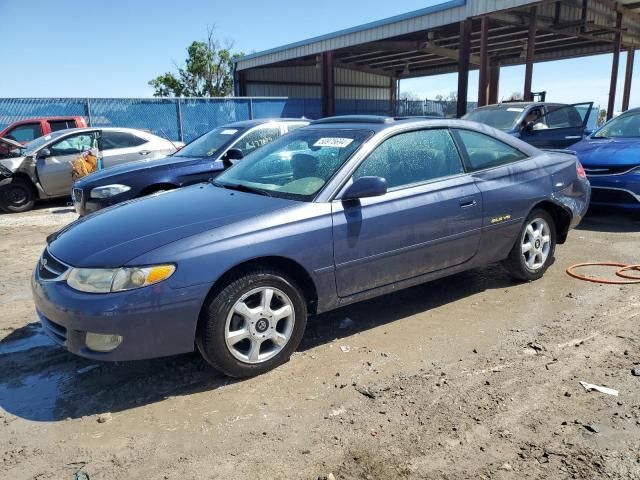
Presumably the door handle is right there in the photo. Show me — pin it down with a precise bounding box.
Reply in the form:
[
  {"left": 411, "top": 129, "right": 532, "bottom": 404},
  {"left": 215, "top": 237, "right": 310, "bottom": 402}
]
[
  {"left": 564, "top": 135, "right": 582, "bottom": 140},
  {"left": 459, "top": 199, "right": 477, "bottom": 208},
  {"left": 139, "top": 150, "right": 151, "bottom": 155}
]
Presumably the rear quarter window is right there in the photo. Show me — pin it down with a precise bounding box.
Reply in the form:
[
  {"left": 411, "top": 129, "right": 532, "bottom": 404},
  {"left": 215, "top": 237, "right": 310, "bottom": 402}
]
[
  {"left": 453, "top": 129, "right": 527, "bottom": 171},
  {"left": 101, "top": 131, "right": 147, "bottom": 150}
]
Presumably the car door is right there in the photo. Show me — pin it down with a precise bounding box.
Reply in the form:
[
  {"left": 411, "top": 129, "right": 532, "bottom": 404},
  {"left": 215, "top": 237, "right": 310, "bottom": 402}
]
[
  {"left": 37, "top": 132, "right": 98, "bottom": 196},
  {"left": 332, "top": 128, "right": 483, "bottom": 298},
  {"left": 100, "top": 130, "right": 151, "bottom": 168},
  {"left": 522, "top": 103, "right": 593, "bottom": 149},
  {"left": 451, "top": 128, "right": 540, "bottom": 264}
]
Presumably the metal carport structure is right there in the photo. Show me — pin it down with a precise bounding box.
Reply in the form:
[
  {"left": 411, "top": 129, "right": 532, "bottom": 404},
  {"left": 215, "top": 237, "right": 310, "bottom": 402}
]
[{"left": 234, "top": 0, "right": 640, "bottom": 119}]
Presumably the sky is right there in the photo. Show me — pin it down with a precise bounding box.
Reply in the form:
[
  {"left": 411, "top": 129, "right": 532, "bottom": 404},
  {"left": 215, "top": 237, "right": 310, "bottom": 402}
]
[{"left": 0, "top": 0, "right": 637, "bottom": 111}]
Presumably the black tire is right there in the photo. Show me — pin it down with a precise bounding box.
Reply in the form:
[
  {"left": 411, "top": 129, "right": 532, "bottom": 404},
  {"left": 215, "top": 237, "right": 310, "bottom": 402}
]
[
  {"left": 502, "top": 209, "right": 557, "bottom": 281},
  {"left": 196, "top": 269, "right": 307, "bottom": 378},
  {"left": 0, "top": 178, "right": 37, "bottom": 213}
]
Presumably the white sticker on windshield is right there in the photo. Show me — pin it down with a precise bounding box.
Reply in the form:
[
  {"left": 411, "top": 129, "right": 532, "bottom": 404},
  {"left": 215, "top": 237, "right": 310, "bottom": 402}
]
[
  {"left": 507, "top": 108, "right": 524, "bottom": 112},
  {"left": 221, "top": 129, "right": 238, "bottom": 135},
  {"left": 313, "top": 138, "right": 354, "bottom": 148}
]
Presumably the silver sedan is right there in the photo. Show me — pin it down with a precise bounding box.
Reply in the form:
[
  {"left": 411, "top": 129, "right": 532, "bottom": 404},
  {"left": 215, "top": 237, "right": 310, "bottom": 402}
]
[{"left": 0, "top": 127, "right": 182, "bottom": 212}]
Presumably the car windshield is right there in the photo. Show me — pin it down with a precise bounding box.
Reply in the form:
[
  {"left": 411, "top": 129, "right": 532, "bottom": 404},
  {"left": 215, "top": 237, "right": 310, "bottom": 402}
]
[
  {"left": 592, "top": 111, "right": 640, "bottom": 138},
  {"left": 22, "top": 131, "right": 69, "bottom": 155},
  {"left": 214, "top": 128, "right": 372, "bottom": 201},
  {"left": 463, "top": 106, "right": 524, "bottom": 131},
  {"left": 174, "top": 126, "right": 247, "bottom": 158}
]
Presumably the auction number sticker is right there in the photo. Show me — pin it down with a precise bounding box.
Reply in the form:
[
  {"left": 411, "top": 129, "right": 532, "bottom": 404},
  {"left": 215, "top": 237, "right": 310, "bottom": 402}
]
[
  {"left": 221, "top": 129, "right": 239, "bottom": 135},
  {"left": 507, "top": 108, "right": 524, "bottom": 112},
  {"left": 313, "top": 138, "right": 354, "bottom": 148}
]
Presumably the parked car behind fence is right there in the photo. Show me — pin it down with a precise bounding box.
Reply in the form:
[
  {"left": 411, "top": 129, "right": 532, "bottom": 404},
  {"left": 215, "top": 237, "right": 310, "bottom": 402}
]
[
  {"left": 0, "top": 116, "right": 88, "bottom": 144},
  {"left": 0, "top": 127, "right": 181, "bottom": 212}
]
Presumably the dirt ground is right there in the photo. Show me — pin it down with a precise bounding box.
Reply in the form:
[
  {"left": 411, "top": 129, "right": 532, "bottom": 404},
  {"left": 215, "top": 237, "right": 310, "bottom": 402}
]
[{"left": 1, "top": 200, "right": 639, "bottom": 480}]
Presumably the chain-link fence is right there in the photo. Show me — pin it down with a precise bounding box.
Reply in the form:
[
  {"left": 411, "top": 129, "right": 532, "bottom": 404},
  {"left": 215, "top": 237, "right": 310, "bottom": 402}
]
[{"left": 0, "top": 98, "right": 477, "bottom": 142}]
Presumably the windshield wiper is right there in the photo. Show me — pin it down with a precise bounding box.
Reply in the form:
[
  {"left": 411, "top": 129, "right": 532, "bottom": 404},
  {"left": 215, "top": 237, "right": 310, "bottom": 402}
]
[{"left": 211, "top": 180, "right": 273, "bottom": 197}]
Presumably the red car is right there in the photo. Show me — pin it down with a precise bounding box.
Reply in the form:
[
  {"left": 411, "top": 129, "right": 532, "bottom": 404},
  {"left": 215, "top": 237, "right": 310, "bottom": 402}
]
[{"left": 0, "top": 116, "right": 88, "bottom": 144}]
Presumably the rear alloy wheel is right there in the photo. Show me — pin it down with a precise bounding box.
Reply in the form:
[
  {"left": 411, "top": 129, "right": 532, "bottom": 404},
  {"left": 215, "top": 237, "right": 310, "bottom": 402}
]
[
  {"left": 197, "top": 269, "right": 307, "bottom": 378},
  {"left": 503, "top": 209, "right": 556, "bottom": 281},
  {"left": 0, "top": 178, "right": 36, "bottom": 213}
]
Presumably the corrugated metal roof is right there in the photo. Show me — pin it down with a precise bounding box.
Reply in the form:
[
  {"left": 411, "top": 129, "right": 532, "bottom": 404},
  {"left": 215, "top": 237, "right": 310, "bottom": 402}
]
[{"left": 235, "top": 0, "right": 541, "bottom": 70}]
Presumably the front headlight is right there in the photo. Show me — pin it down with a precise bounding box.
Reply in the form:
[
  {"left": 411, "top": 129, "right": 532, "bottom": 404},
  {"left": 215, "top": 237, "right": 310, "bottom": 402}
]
[
  {"left": 90, "top": 184, "right": 131, "bottom": 199},
  {"left": 67, "top": 264, "right": 175, "bottom": 293}
]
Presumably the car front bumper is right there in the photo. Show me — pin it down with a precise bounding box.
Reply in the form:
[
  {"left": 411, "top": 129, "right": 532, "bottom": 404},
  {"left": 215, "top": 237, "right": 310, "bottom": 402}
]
[
  {"left": 31, "top": 266, "right": 211, "bottom": 361},
  {"left": 588, "top": 173, "right": 640, "bottom": 209}
]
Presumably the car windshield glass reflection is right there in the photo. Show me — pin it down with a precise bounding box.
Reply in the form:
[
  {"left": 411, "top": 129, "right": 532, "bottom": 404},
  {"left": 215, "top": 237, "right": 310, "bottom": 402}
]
[
  {"left": 463, "top": 107, "right": 523, "bottom": 130},
  {"left": 215, "top": 128, "right": 372, "bottom": 201},
  {"left": 593, "top": 111, "right": 640, "bottom": 138},
  {"left": 174, "top": 127, "right": 246, "bottom": 158},
  {"left": 22, "top": 131, "right": 68, "bottom": 156}
]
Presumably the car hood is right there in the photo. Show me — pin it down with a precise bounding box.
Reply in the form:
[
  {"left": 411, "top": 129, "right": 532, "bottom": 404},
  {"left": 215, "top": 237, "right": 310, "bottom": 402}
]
[
  {"left": 75, "top": 155, "right": 211, "bottom": 186},
  {"left": 0, "top": 136, "right": 23, "bottom": 149},
  {"left": 48, "top": 183, "right": 297, "bottom": 267},
  {"left": 570, "top": 137, "right": 640, "bottom": 167},
  {"left": 0, "top": 155, "right": 27, "bottom": 173}
]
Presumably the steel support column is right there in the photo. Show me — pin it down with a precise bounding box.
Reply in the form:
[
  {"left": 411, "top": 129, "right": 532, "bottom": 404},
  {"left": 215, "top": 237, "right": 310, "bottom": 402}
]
[
  {"left": 607, "top": 12, "right": 623, "bottom": 120},
  {"left": 237, "top": 71, "right": 248, "bottom": 97},
  {"left": 524, "top": 7, "right": 537, "bottom": 101},
  {"left": 622, "top": 48, "right": 636, "bottom": 112},
  {"left": 457, "top": 19, "right": 472, "bottom": 117},
  {"left": 321, "top": 52, "right": 335, "bottom": 117},
  {"left": 390, "top": 76, "right": 398, "bottom": 115},
  {"left": 488, "top": 60, "right": 501, "bottom": 105},
  {"left": 478, "top": 16, "right": 490, "bottom": 107}
]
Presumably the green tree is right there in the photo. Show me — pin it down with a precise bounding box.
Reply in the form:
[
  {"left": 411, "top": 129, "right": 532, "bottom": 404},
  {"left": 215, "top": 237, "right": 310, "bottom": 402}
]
[{"left": 149, "top": 28, "right": 243, "bottom": 97}]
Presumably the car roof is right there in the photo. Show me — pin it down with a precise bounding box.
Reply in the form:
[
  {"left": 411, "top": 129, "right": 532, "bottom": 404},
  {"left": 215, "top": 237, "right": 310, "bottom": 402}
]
[
  {"left": 474, "top": 102, "right": 567, "bottom": 110},
  {"left": 306, "top": 115, "right": 461, "bottom": 132},
  {"left": 223, "top": 118, "right": 310, "bottom": 128}
]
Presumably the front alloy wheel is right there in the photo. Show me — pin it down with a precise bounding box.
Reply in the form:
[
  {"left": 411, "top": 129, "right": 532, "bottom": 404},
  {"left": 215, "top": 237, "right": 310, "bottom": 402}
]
[
  {"left": 197, "top": 269, "right": 307, "bottom": 378},
  {"left": 225, "top": 287, "right": 295, "bottom": 364}
]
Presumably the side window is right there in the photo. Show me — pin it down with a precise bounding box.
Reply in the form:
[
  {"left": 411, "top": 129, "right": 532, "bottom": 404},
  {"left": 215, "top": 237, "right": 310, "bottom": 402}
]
[
  {"left": 101, "top": 131, "right": 147, "bottom": 150},
  {"left": 235, "top": 127, "right": 281, "bottom": 156},
  {"left": 353, "top": 129, "right": 464, "bottom": 189},
  {"left": 545, "top": 106, "right": 583, "bottom": 129},
  {"left": 455, "top": 129, "right": 527, "bottom": 171},
  {"left": 49, "top": 120, "right": 75, "bottom": 132},
  {"left": 5, "top": 123, "right": 43, "bottom": 142},
  {"left": 49, "top": 134, "right": 95, "bottom": 156}
]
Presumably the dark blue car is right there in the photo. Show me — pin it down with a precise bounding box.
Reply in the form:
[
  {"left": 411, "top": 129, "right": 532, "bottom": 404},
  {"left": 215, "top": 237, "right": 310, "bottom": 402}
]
[
  {"left": 32, "top": 116, "right": 590, "bottom": 378},
  {"left": 464, "top": 102, "right": 594, "bottom": 149},
  {"left": 71, "top": 119, "right": 309, "bottom": 216},
  {"left": 569, "top": 108, "right": 640, "bottom": 210}
]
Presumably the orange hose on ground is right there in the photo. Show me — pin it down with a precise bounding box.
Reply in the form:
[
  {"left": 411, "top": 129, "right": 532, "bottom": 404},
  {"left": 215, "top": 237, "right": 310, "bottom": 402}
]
[
  {"left": 566, "top": 262, "right": 640, "bottom": 284},
  {"left": 616, "top": 264, "right": 640, "bottom": 280}
]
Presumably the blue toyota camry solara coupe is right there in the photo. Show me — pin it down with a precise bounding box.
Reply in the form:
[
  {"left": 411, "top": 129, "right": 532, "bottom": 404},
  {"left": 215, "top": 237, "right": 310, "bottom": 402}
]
[
  {"left": 570, "top": 108, "right": 640, "bottom": 210},
  {"left": 32, "top": 116, "right": 590, "bottom": 378}
]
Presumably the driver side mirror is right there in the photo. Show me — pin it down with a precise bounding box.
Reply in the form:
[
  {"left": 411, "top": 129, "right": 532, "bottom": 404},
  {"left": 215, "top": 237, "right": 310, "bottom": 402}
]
[
  {"left": 223, "top": 148, "right": 244, "bottom": 161},
  {"left": 523, "top": 121, "right": 535, "bottom": 133},
  {"left": 37, "top": 148, "right": 51, "bottom": 159},
  {"left": 342, "top": 176, "right": 387, "bottom": 201}
]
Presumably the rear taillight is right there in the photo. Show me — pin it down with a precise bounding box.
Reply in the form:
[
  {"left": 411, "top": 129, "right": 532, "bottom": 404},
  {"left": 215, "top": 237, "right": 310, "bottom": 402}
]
[{"left": 576, "top": 160, "right": 587, "bottom": 180}]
